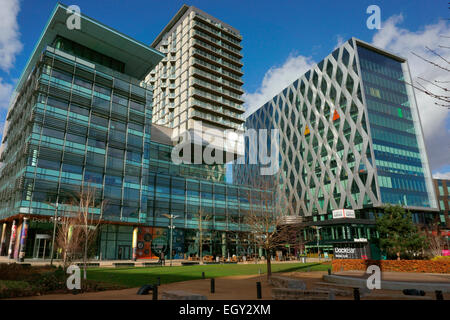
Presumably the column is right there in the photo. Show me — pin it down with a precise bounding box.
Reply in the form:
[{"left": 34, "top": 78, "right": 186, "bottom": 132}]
[
  {"left": 221, "top": 232, "right": 226, "bottom": 258},
  {"left": 0, "top": 223, "right": 7, "bottom": 256},
  {"left": 18, "top": 218, "right": 30, "bottom": 262},
  {"left": 132, "top": 227, "right": 138, "bottom": 261},
  {"left": 8, "top": 220, "right": 17, "bottom": 259}
]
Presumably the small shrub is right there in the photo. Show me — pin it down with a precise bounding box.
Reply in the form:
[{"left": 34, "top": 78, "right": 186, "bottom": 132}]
[{"left": 432, "top": 256, "right": 450, "bottom": 261}]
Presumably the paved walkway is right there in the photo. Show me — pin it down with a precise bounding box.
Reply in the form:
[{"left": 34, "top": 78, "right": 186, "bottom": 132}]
[
  {"left": 10, "top": 271, "right": 450, "bottom": 300},
  {"left": 334, "top": 270, "right": 450, "bottom": 283}
]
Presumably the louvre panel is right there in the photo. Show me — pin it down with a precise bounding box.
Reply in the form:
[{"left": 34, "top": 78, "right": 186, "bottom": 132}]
[
  {"left": 71, "top": 92, "right": 91, "bottom": 107},
  {"left": 95, "top": 74, "right": 113, "bottom": 87},
  {"left": 48, "top": 86, "right": 70, "bottom": 100},
  {"left": 53, "top": 58, "right": 74, "bottom": 74},
  {"left": 74, "top": 66, "right": 95, "bottom": 81},
  {"left": 67, "top": 123, "right": 88, "bottom": 135},
  {"left": 129, "top": 110, "right": 145, "bottom": 124}
]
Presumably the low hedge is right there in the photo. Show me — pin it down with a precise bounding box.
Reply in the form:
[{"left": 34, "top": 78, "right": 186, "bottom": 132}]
[{"left": 332, "top": 259, "right": 450, "bottom": 273}]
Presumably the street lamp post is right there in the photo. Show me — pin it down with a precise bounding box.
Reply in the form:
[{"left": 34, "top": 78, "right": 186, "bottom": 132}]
[
  {"left": 315, "top": 226, "right": 322, "bottom": 262},
  {"left": 163, "top": 214, "right": 179, "bottom": 267},
  {"left": 50, "top": 201, "right": 58, "bottom": 266}
]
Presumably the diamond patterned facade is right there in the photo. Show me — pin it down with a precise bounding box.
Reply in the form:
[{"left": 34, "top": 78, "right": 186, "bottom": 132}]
[{"left": 235, "top": 38, "right": 437, "bottom": 218}]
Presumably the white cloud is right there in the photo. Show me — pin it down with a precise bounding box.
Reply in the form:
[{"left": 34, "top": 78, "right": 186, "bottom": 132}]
[
  {"left": 0, "top": 0, "right": 23, "bottom": 72},
  {"left": 0, "top": 77, "right": 13, "bottom": 111},
  {"left": 372, "top": 14, "right": 450, "bottom": 173},
  {"left": 243, "top": 53, "right": 315, "bottom": 117},
  {"left": 433, "top": 172, "right": 450, "bottom": 180}
]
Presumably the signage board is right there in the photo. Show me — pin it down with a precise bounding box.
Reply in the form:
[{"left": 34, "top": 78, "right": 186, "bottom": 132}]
[
  {"left": 332, "top": 209, "right": 355, "bottom": 219},
  {"left": 333, "top": 243, "right": 371, "bottom": 259}
]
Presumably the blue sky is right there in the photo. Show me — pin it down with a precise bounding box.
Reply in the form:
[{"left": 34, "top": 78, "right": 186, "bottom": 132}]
[{"left": 0, "top": 0, "right": 449, "bottom": 176}]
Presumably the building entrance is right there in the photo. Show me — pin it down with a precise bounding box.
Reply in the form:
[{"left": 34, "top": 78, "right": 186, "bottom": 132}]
[
  {"left": 118, "top": 245, "right": 131, "bottom": 260},
  {"left": 32, "top": 234, "right": 51, "bottom": 259}
]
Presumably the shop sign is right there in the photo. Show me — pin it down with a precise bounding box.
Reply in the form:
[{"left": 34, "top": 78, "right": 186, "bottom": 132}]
[{"left": 332, "top": 209, "right": 355, "bottom": 219}]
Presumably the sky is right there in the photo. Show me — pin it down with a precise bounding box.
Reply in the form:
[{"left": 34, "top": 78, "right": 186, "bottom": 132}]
[{"left": 0, "top": 0, "right": 449, "bottom": 177}]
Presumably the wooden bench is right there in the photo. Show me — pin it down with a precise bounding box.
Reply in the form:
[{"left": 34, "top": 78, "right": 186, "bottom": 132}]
[
  {"left": 162, "top": 290, "right": 207, "bottom": 300},
  {"left": 181, "top": 261, "right": 199, "bottom": 266},
  {"left": 113, "top": 262, "right": 135, "bottom": 267},
  {"left": 140, "top": 262, "right": 162, "bottom": 267},
  {"left": 269, "top": 276, "right": 307, "bottom": 289},
  {"left": 76, "top": 262, "right": 100, "bottom": 267},
  {"left": 272, "top": 288, "right": 331, "bottom": 300}
]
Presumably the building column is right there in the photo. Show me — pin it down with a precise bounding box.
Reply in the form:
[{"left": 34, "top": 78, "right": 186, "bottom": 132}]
[
  {"left": 8, "top": 220, "right": 17, "bottom": 259},
  {"left": 132, "top": 227, "right": 138, "bottom": 261},
  {"left": 0, "top": 223, "right": 7, "bottom": 256},
  {"left": 18, "top": 218, "right": 29, "bottom": 262},
  {"left": 221, "top": 232, "right": 226, "bottom": 258}
]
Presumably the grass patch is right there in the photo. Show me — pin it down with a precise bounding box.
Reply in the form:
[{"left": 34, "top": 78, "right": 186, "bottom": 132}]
[{"left": 87, "top": 262, "right": 331, "bottom": 288}]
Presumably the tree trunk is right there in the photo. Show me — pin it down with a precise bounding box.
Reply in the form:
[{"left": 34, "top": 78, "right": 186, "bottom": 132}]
[
  {"left": 83, "top": 233, "right": 88, "bottom": 280},
  {"left": 199, "top": 232, "right": 203, "bottom": 265},
  {"left": 266, "top": 253, "right": 272, "bottom": 280}
]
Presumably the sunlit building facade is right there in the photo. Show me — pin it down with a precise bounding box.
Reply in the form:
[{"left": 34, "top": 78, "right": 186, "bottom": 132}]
[
  {"left": 236, "top": 38, "right": 438, "bottom": 258},
  {"left": 0, "top": 4, "right": 265, "bottom": 261}
]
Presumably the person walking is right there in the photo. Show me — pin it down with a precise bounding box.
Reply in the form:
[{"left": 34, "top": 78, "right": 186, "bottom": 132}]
[{"left": 161, "top": 251, "right": 165, "bottom": 266}]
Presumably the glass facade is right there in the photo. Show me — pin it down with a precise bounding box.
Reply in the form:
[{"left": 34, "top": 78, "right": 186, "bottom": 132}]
[
  {"left": 0, "top": 29, "right": 267, "bottom": 259},
  {"left": 0, "top": 46, "right": 153, "bottom": 225},
  {"left": 357, "top": 45, "right": 435, "bottom": 208},
  {"left": 433, "top": 179, "right": 450, "bottom": 227},
  {"left": 236, "top": 38, "right": 439, "bottom": 258}
]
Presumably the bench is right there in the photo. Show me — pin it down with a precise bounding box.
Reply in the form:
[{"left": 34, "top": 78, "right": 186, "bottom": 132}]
[
  {"left": 272, "top": 288, "right": 331, "bottom": 300},
  {"left": 181, "top": 261, "right": 199, "bottom": 266},
  {"left": 269, "top": 276, "right": 307, "bottom": 290},
  {"left": 113, "top": 262, "right": 135, "bottom": 267},
  {"left": 162, "top": 290, "right": 207, "bottom": 300},
  {"left": 76, "top": 262, "right": 100, "bottom": 267},
  {"left": 140, "top": 262, "right": 162, "bottom": 267}
]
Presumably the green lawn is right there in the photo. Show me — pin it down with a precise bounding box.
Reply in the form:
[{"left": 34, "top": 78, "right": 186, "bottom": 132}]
[{"left": 87, "top": 262, "right": 331, "bottom": 288}]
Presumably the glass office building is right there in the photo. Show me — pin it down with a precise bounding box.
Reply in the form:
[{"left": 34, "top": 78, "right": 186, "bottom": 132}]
[
  {"left": 236, "top": 38, "right": 438, "bottom": 258},
  {"left": 0, "top": 4, "right": 266, "bottom": 261},
  {"left": 433, "top": 178, "right": 450, "bottom": 228}
]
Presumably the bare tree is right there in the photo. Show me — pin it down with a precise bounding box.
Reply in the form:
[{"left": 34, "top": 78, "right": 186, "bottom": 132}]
[
  {"left": 423, "top": 223, "right": 445, "bottom": 257},
  {"left": 195, "top": 209, "right": 211, "bottom": 264},
  {"left": 69, "top": 184, "right": 105, "bottom": 280},
  {"left": 244, "top": 180, "right": 296, "bottom": 279},
  {"left": 409, "top": 37, "right": 450, "bottom": 109},
  {"left": 55, "top": 208, "right": 82, "bottom": 270}
]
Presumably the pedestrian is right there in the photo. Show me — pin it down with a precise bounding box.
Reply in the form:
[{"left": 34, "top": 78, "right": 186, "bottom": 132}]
[{"left": 161, "top": 251, "right": 165, "bottom": 265}]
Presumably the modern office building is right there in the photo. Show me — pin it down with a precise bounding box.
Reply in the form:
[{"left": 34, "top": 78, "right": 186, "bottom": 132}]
[
  {"left": 0, "top": 4, "right": 266, "bottom": 261},
  {"left": 146, "top": 5, "right": 245, "bottom": 157},
  {"left": 434, "top": 178, "right": 450, "bottom": 228},
  {"left": 236, "top": 38, "right": 439, "bottom": 258}
]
